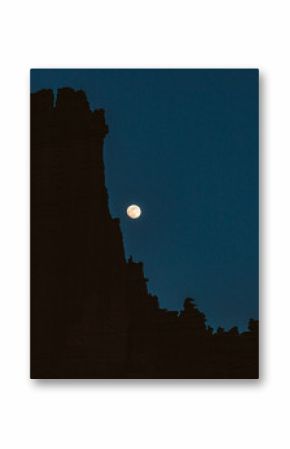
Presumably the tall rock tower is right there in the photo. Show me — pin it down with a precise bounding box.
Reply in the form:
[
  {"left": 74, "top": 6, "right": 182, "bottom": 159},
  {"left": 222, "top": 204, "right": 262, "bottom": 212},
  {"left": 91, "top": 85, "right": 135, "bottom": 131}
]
[{"left": 31, "top": 88, "right": 148, "bottom": 377}]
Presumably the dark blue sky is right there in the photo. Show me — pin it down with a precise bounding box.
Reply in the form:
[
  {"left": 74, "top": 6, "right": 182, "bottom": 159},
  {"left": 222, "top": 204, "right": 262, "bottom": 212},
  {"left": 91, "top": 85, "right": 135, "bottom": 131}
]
[{"left": 31, "top": 69, "right": 258, "bottom": 330}]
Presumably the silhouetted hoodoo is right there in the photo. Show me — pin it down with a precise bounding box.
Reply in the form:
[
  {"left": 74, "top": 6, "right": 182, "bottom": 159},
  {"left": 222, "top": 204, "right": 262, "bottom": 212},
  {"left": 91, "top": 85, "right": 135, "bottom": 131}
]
[{"left": 31, "top": 88, "right": 258, "bottom": 378}]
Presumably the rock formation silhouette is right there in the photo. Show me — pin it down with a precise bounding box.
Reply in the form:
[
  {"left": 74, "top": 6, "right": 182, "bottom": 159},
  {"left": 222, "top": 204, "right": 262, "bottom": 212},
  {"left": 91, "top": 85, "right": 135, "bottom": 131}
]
[{"left": 31, "top": 88, "right": 259, "bottom": 379}]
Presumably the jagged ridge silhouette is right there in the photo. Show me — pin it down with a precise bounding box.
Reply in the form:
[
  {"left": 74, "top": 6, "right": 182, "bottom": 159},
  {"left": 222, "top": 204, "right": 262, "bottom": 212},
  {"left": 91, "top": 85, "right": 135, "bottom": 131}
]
[{"left": 31, "top": 88, "right": 259, "bottom": 379}]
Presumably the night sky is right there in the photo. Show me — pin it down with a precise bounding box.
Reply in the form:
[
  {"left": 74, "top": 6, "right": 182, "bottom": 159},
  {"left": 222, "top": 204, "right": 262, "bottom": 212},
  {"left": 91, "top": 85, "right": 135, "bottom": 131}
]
[{"left": 31, "top": 69, "right": 258, "bottom": 330}]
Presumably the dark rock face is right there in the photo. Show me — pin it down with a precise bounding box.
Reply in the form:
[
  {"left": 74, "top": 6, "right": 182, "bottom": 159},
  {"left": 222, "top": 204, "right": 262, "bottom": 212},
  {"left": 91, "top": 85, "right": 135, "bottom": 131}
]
[{"left": 31, "top": 88, "right": 258, "bottom": 379}]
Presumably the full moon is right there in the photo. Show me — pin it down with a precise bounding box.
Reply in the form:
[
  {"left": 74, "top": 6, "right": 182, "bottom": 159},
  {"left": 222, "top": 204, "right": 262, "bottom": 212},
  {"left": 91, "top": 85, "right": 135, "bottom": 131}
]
[{"left": 127, "top": 204, "right": 142, "bottom": 219}]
